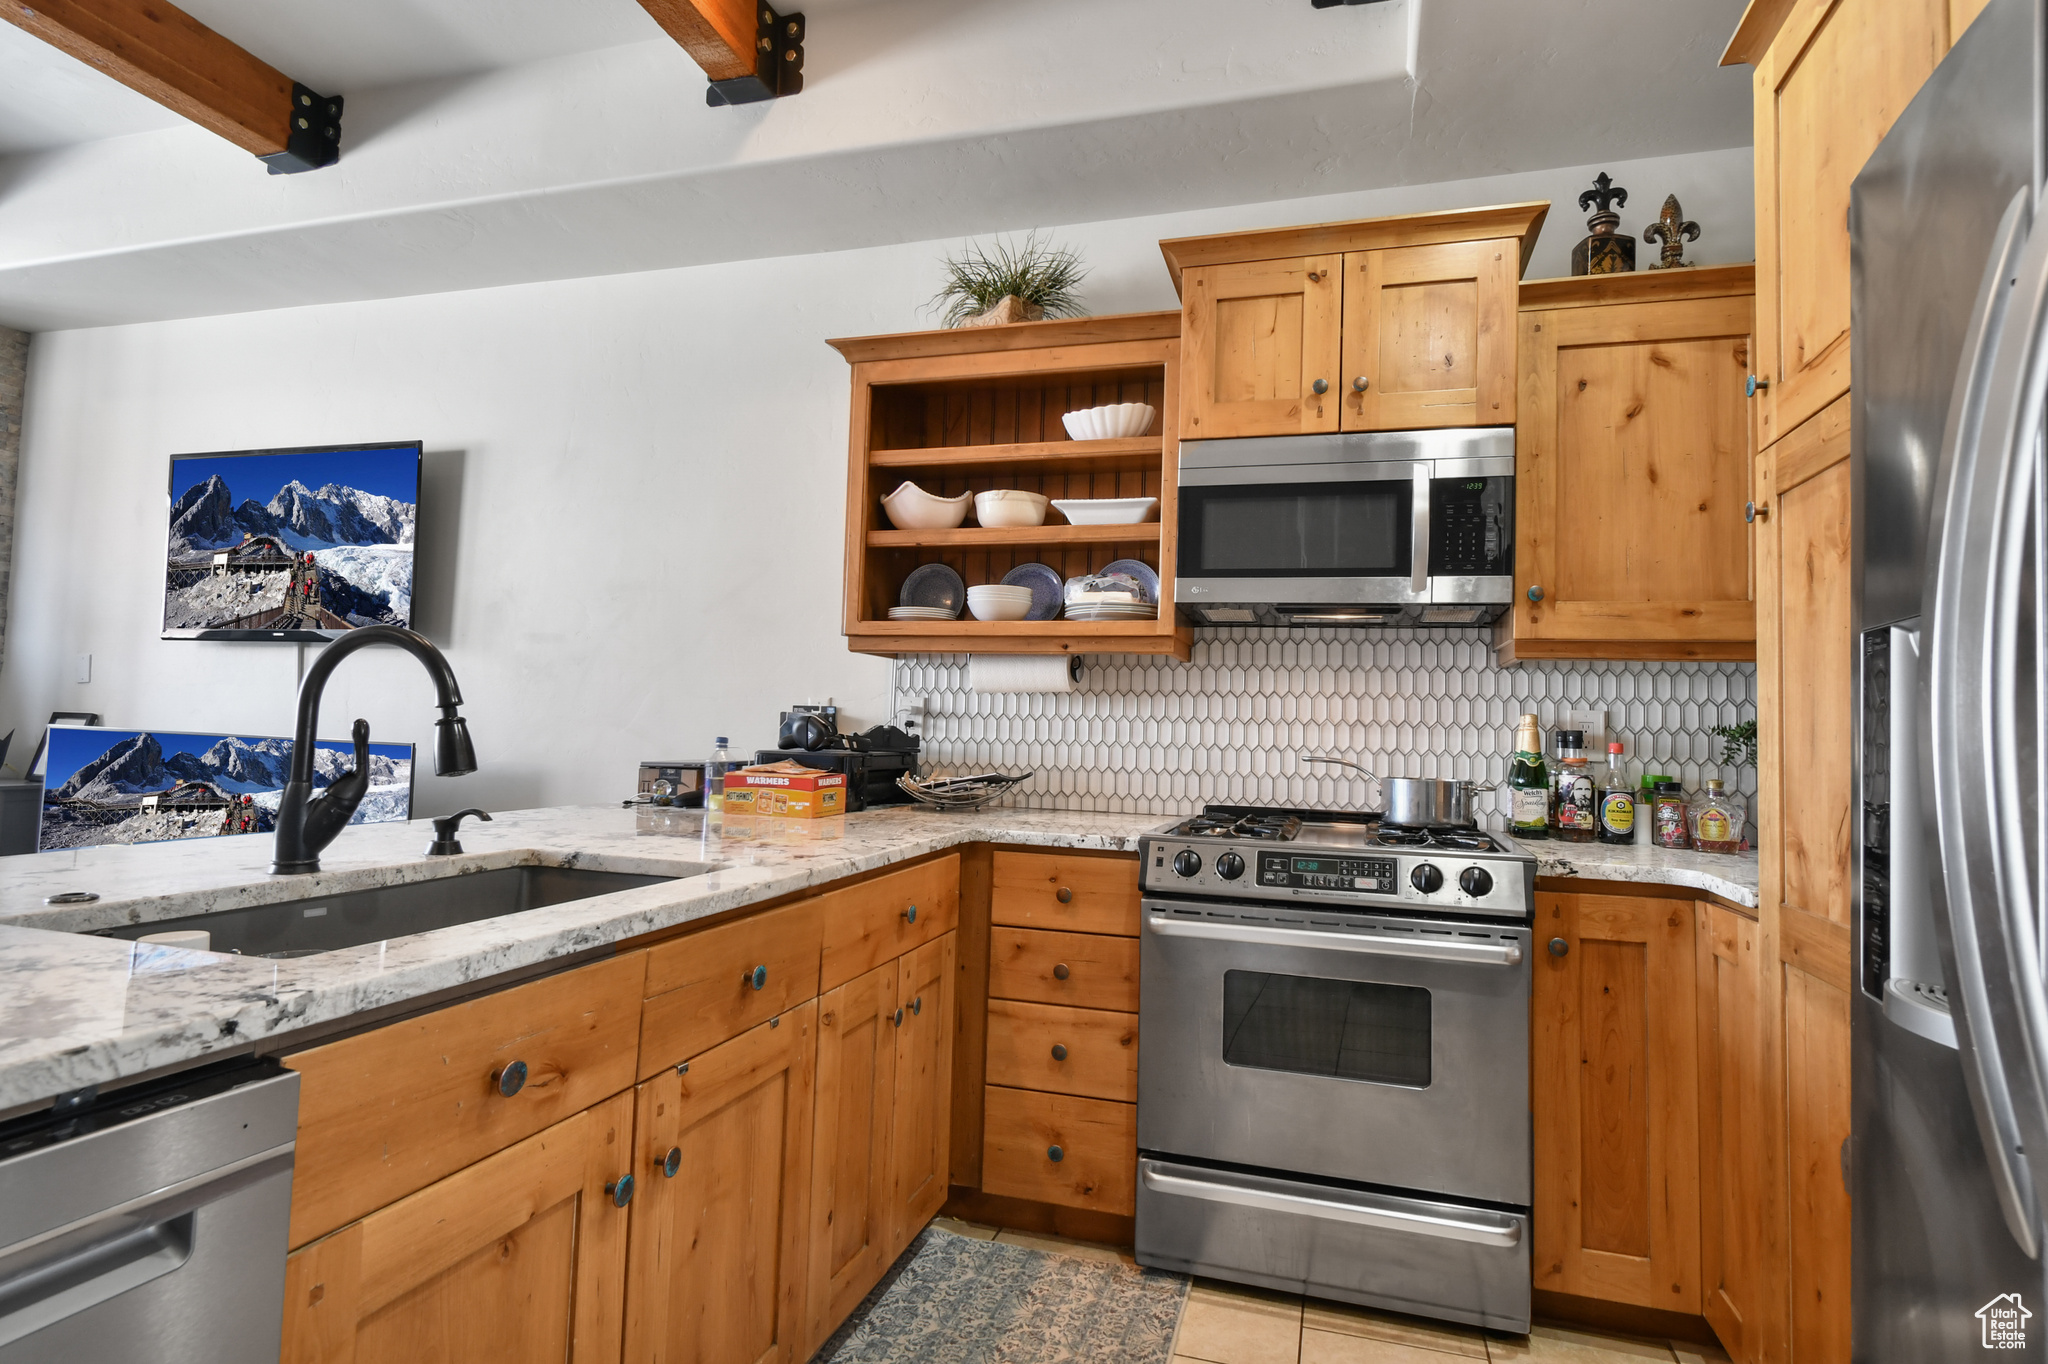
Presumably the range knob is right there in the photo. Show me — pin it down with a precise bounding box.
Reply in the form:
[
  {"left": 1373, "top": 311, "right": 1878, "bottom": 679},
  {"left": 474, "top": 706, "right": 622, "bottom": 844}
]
[
  {"left": 1215, "top": 852, "right": 1246, "bottom": 881},
  {"left": 1173, "top": 849, "right": 1204, "bottom": 878},
  {"left": 1410, "top": 863, "right": 1444, "bottom": 894},
  {"left": 1459, "top": 866, "right": 1495, "bottom": 897}
]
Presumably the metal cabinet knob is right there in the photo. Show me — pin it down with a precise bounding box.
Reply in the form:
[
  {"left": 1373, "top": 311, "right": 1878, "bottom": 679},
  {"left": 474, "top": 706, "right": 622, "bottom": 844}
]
[
  {"left": 1053, "top": 963, "right": 1071, "bottom": 981},
  {"left": 1056, "top": 886, "right": 1074, "bottom": 904},
  {"left": 1746, "top": 374, "right": 1770, "bottom": 397},
  {"left": 1047, "top": 1145, "right": 1065, "bottom": 1162},
  {"left": 495, "top": 1060, "right": 527, "bottom": 1098},
  {"left": 1051, "top": 1044, "right": 1068, "bottom": 1061},
  {"left": 1745, "top": 501, "right": 1770, "bottom": 523},
  {"left": 606, "top": 1173, "right": 636, "bottom": 1208},
  {"left": 661, "top": 1146, "right": 681, "bottom": 1178},
  {"left": 905, "top": 904, "right": 918, "bottom": 924},
  {"left": 746, "top": 964, "right": 768, "bottom": 990},
  {"left": 1526, "top": 585, "right": 1544, "bottom": 603},
  {"left": 1548, "top": 937, "right": 1569, "bottom": 957},
  {"left": 892, "top": 1007, "right": 904, "bottom": 1027},
  {"left": 911, "top": 996, "right": 924, "bottom": 1016},
  {"left": 1352, "top": 376, "right": 1369, "bottom": 392},
  {"left": 1311, "top": 378, "right": 1329, "bottom": 395}
]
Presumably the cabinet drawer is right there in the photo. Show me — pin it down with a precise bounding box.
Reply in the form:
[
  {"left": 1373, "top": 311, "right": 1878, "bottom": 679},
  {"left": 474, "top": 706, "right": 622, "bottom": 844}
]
[
  {"left": 982, "top": 1085, "right": 1136, "bottom": 1215},
  {"left": 985, "top": 999, "right": 1137, "bottom": 1102},
  {"left": 820, "top": 855, "right": 960, "bottom": 991},
  {"left": 640, "top": 900, "right": 822, "bottom": 1077},
  {"left": 283, "top": 952, "right": 646, "bottom": 1248},
  {"left": 991, "top": 852, "right": 1139, "bottom": 937},
  {"left": 990, "top": 927, "right": 1139, "bottom": 1012}
]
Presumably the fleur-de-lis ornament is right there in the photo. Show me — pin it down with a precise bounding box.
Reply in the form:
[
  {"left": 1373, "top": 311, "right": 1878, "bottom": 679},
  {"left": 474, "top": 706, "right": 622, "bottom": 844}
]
[
  {"left": 1571, "top": 172, "right": 1635, "bottom": 275},
  {"left": 1643, "top": 194, "right": 1701, "bottom": 270}
]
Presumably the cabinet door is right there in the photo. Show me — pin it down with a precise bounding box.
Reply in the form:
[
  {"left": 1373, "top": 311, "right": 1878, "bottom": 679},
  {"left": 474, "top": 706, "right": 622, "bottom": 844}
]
[
  {"left": 1753, "top": 398, "right": 1855, "bottom": 1363},
  {"left": 623, "top": 1004, "right": 816, "bottom": 1364},
  {"left": 1532, "top": 891, "right": 1701, "bottom": 1313},
  {"left": 1750, "top": 0, "right": 1946, "bottom": 448},
  {"left": 1339, "top": 239, "right": 1516, "bottom": 431},
  {"left": 888, "top": 933, "right": 957, "bottom": 1256},
  {"left": 803, "top": 958, "right": 898, "bottom": 1350},
  {"left": 281, "top": 1092, "right": 633, "bottom": 1364},
  {"left": 1180, "top": 256, "right": 1341, "bottom": 439},
  {"left": 1512, "top": 295, "right": 1755, "bottom": 651},
  {"left": 1697, "top": 903, "right": 1769, "bottom": 1363}
]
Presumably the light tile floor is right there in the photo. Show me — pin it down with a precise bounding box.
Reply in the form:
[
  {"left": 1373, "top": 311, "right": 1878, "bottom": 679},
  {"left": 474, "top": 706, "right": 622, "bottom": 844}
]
[{"left": 928, "top": 1220, "right": 1732, "bottom": 1364}]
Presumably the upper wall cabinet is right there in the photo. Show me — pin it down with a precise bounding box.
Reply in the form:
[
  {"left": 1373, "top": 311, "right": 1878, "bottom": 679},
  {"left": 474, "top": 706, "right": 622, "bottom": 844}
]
[
  {"left": 1499, "top": 267, "right": 1758, "bottom": 664},
  {"left": 1162, "top": 203, "right": 1547, "bottom": 442}
]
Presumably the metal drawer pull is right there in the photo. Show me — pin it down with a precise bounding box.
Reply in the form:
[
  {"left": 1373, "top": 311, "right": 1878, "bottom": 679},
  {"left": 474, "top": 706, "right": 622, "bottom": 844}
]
[
  {"left": 746, "top": 964, "right": 768, "bottom": 990},
  {"left": 911, "top": 996, "right": 923, "bottom": 1015},
  {"left": 1056, "top": 886, "right": 1074, "bottom": 904},
  {"left": 606, "top": 1174, "right": 635, "bottom": 1208},
  {"left": 1048, "top": 1145, "right": 1065, "bottom": 1162},
  {"left": 1051, "top": 1044, "right": 1068, "bottom": 1061},
  {"left": 892, "top": 1008, "right": 904, "bottom": 1027},
  {"left": 1141, "top": 1162, "right": 1521, "bottom": 1248},
  {"left": 1312, "top": 378, "right": 1329, "bottom": 395},
  {"left": 1053, "top": 963, "right": 1070, "bottom": 980},
  {"left": 494, "top": 1061, "right": 527, "bottom": 1098},
  {"left": 1549, "top": 938, "right": 1568, "bottom": 957},
  {"left": 661, "top": 1146, "right": 682, "bottom": 1179},
  {"left": 1146, "top": 915, "right": 1524, "bottom": 966},
  {"left": 905, "top": 904, "right": 918, "bottom": 924},
  {"left": 1352, "top": 376, "right": 1369, "bottom": 392}
]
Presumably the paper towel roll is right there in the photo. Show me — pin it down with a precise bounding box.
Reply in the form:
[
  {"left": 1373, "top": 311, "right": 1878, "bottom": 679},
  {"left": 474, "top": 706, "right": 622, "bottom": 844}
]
[{"left": 969, "top": 655, "right": 1080, "bottom": 694}]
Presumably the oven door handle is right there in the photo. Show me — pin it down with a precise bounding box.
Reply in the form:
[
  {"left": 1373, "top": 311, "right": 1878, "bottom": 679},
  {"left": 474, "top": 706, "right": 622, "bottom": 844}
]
[
  {"left": 1140, "top": 1161, "right": 1523, "bottom": 1248},
  {"left": 1411, "top": 464, "right": 1431, "bottom": 595},
  {"left": 1146, "top": 914, "right": 1524, "bottom": 966}
]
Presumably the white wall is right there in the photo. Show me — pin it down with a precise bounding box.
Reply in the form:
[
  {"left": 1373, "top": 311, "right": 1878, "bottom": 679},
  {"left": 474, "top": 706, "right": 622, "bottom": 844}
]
[{"left": 1, "top": 147, "right": 1751, "bottom": 818}]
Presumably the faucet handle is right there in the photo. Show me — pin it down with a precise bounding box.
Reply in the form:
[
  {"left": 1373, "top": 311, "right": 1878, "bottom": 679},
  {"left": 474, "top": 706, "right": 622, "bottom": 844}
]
[{"left": 426, "top": 807, "right": 493, "bottom": 857}]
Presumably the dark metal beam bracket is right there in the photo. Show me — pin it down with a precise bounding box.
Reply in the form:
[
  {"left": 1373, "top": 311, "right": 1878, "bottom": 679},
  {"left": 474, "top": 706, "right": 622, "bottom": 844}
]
[
  {"left": 706, "top": 4, "right": 804, "bottom": 107},
  {"left": 260, "top": 83, "right": 343, "bottom": 174}
]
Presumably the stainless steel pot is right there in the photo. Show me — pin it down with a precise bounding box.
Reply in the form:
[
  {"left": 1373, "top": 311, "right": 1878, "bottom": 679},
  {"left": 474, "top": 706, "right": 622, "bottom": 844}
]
[{"left": 1303, "top": 755, "right": 1495, "bottom": 827}]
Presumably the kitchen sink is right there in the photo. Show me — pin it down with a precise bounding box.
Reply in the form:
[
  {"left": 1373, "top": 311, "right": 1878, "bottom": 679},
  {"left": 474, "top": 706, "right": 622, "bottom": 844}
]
[{"left": 93, "top": 865, "right": 691, "bottom": 958}]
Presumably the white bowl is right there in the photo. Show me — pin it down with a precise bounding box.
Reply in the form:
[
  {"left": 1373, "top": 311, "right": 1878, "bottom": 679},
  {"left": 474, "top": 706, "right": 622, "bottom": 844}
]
[
  {"left": 1062, "top": 403, "right": 1157, "bottom": 441},
  {"left": 880, "top": 481, "right": 971, "bottom": 530},
  {"left": 1051, "top": 496, "right": 1160, "bottom": 526},
  {"left": 967, "top": 592, "right": 1033, "bottom": 621},
  {"left": 967, "top": 585, "right": 1034, "bottom": 605},
  {"left": 973, "top": 490, "right": 1049, "bottom": 528}
]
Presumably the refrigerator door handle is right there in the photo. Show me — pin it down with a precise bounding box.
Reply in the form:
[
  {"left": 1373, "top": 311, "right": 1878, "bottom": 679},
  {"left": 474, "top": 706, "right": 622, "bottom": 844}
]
[{"left": 1923, "top": 186, "right": 2046, "bottom": 1258}]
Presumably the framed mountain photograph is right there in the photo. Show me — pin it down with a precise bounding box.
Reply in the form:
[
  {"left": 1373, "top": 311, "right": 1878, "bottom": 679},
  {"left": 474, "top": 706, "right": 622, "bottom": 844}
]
[{"left": 162, "top": 441, "right": 422, "bottom": 642}]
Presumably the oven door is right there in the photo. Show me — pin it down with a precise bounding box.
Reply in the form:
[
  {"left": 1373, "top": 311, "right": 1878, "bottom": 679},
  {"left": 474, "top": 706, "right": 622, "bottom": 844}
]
[{"left": 1137, "top": 898, "right": 1532, "bottom": 1205}]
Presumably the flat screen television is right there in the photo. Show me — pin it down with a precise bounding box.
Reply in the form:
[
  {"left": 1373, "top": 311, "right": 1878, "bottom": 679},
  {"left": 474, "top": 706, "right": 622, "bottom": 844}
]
[
  {"left": 162, "top": 440, "right": 422, "bottom": 642},
  {"left": 38, "top": 725, "right": 415, "bottom": 852}
]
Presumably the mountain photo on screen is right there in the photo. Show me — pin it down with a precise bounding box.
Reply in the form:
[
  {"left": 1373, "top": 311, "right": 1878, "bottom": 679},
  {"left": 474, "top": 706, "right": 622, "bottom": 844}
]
[
  {"left": 162, "top": 442, "right": 419, "bottom": 639},
  {"left": 38, "top": 726, "right": 415, "bottom": 851}
]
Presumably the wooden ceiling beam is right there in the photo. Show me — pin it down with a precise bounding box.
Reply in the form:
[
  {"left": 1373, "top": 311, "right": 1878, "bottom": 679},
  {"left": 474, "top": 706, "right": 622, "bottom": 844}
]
[
  {"left": 637, "top": 0, "right": 805, "bottom": 106},
  {"left": 1, "top": 0, "right": 341, "bottom": 170}
]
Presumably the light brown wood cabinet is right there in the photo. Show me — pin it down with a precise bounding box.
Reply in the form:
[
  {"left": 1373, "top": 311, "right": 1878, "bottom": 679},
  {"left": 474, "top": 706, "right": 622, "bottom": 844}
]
[
  {"left": 281, "top": 1091, "right": 636, "bottom": 1364},
  {"left": 1697, "top": 900, "right": 1771, "bottom": 1361},
  {"left": 887, "top": 934, "right": 957, "bottom": 1246},
  {"left": 1498, "top": 267, "right": 1757, "bottom": 663},
  {"left": 624, "top": 1005, "right": 817, "bottom": 1364},
  {"left": 1531, "top": 890, "right": 1701, "bottom": 1314},
  {"left": 1162, "top": 203, "right": 1546, "bottom": 441}
]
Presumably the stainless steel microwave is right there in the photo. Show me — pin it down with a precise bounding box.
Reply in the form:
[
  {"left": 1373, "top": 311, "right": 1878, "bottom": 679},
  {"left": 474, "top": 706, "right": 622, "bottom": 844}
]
[{"left": 1174, "top": 428, "right": 1514, "bottom": 628}]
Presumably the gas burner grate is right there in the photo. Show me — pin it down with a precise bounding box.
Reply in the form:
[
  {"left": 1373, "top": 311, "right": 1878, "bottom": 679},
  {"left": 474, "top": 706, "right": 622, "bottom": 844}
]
[
  {"left": 1375, "top": 823, "right": 1501, "bottom": 853},
  {"left": 1177, "top": 812, "right": 1304, "bottom": 841}
]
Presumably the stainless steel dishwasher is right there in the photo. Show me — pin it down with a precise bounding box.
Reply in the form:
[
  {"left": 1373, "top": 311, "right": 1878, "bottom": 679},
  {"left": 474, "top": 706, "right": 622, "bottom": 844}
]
[{"left": 0, "top": 1059, "right": 299, "bottom": 1362}]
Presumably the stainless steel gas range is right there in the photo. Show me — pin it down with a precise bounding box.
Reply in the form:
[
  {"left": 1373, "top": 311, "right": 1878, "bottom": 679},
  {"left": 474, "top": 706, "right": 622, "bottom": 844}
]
[{"left": 1134, "top": 806, "right": 1536, "bottom": 1333}]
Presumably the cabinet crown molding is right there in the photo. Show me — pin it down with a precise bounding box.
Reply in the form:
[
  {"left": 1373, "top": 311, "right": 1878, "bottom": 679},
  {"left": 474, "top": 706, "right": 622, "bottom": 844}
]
[
  {"left": 1157, "top": 201, "right": 1550, "bottom": 296},
  {"left": 826, "top": 310, "right": 1180, "bottom": 365},
  {"left": 1518, "top": 262, "right": 1757, "bottom": 311}
]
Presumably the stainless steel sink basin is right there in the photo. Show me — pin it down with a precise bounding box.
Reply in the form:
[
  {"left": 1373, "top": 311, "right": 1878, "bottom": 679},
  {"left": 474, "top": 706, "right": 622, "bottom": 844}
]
[{"left": 94, "top": 865, "right": 684, "bottom": 958}]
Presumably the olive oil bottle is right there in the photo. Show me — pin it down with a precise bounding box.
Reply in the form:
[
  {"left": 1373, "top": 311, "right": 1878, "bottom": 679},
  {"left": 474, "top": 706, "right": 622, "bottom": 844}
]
[{"left": 1508, "top": 714, "right": 1549, "bottom": 840}]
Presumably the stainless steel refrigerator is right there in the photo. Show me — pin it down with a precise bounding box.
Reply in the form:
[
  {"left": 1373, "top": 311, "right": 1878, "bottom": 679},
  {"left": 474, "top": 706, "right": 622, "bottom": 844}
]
[{"left": 1852, "top": 0, "right": 2048, "bottom": 1355}]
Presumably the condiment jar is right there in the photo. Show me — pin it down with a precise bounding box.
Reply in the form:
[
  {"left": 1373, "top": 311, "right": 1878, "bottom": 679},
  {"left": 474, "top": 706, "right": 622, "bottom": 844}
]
[{"left": 1652, "top": 781, "right": 1690, "bottom": 850}]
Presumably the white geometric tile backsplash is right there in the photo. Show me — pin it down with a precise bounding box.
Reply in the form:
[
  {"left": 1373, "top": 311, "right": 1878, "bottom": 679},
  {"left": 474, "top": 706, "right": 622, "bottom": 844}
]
[{"left": 892, "top": 628, "right": 1758, "bottom": 828}]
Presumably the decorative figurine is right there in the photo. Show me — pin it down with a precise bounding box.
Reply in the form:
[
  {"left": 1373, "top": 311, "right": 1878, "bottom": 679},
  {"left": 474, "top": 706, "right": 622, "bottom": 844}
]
[
  {"left": 1571, "top": 172, "right": 1635, "bottom": 275},
  {"left": 1643, "top": 194, "right": 1701, "bottom": 270}
]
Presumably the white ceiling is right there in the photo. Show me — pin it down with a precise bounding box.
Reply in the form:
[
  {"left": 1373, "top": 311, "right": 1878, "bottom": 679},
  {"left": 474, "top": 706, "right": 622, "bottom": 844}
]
[{"left": 0, "top": 0, "right": 1753, "bottom": 331}]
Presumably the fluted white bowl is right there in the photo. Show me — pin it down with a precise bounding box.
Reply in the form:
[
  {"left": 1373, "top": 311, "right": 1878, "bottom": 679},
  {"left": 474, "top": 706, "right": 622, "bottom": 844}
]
[
  {"left": 1061, "top": 403, "right": 1157, "bottom": 441},
  {"left": 880, "top": 481, "right": 971, "bottom": 530}
]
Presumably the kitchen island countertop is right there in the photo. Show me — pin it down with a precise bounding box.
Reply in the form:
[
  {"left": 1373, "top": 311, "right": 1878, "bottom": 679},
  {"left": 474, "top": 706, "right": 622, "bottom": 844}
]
[{"left": 0, "top": 803, "right": 1759, "bottom": 1112}]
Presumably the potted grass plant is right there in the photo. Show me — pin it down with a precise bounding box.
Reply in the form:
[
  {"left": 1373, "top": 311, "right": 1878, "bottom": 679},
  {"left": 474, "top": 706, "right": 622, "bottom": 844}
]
[{"left": 929, "top": 232, "right": 1088, "bottom": 328}]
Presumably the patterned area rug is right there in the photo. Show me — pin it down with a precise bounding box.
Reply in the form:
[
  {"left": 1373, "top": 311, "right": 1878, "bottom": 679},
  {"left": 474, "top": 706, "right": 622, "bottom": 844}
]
[{"left": 812, "top": 1227, "right": 1190, "bottom": 1364}]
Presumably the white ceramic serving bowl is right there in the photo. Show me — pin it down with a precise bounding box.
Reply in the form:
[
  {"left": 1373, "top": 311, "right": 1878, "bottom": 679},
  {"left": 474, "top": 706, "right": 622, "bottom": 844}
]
[
  {"left": 973, "top": 490, "right": 1050, "bottom": 528},
  {"left": 880, "top": 481, "right": 972, "bottom": 530},
  {"left": 1051, "top": 496, "right": 1160, "bottom": 526},
  {"left": 1061, "top": 403, "right": 1156, "bottom": 441},
  {"left": 966, "top": 587, "right": 1034, "bottom": 621}
]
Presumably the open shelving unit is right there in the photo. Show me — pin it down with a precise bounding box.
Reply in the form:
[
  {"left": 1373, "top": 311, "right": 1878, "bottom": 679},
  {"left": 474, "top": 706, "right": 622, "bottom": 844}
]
[{"left": 828, "top": 312, "right": 1191, "bottom": 658}]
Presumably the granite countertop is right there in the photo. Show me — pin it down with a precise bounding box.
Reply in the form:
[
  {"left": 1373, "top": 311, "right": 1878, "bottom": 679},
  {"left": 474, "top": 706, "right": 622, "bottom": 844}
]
[{"left": 0, "top": 804, "right": 1760, "bottom": 1113}]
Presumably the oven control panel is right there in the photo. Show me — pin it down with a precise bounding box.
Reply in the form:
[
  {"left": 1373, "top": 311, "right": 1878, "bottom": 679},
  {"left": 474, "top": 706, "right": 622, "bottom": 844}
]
[{"left": 1257, "top": 852, "right": 1398, "bottom": 894}]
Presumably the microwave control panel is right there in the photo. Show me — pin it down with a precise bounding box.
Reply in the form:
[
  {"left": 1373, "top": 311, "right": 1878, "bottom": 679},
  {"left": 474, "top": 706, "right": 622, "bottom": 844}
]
[{"left": 1429, "top": 477, "right": 1512, "bottom": 576}]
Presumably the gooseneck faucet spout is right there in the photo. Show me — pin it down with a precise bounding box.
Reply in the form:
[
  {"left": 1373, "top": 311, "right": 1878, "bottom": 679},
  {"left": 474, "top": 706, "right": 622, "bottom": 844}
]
[{"left": 272, "top": 625, "right": 477, "bottom": 874}]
